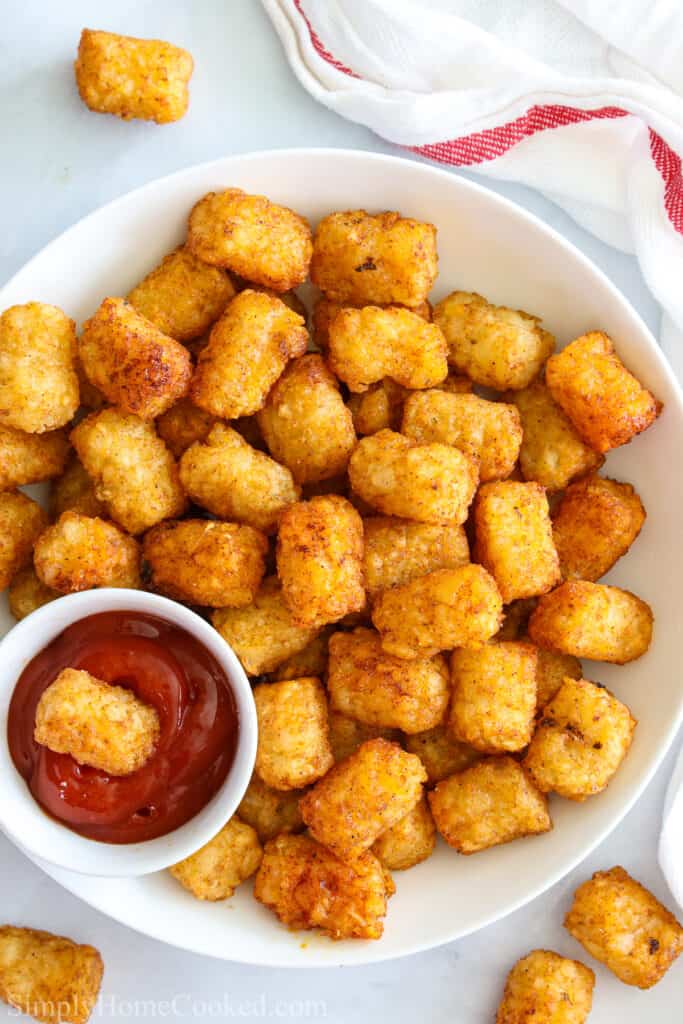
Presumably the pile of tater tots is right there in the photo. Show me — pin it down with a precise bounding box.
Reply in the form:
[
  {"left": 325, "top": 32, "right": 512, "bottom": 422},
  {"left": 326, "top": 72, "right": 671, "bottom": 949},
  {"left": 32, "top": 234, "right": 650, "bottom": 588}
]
[{"left": 1, "top": 182, "right": 681, "bottom": 1024}]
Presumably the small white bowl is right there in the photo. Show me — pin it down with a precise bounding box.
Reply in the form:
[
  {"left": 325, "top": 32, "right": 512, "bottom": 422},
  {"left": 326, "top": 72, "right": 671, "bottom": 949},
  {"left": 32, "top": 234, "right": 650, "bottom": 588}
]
[{"left": 0, "top": 588, "right": 257, "bottom": 877}]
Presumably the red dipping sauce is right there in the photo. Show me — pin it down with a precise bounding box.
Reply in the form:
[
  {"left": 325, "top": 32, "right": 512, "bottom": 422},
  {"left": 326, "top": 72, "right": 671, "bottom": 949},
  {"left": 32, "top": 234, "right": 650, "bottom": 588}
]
[{"left": 7, "top": 611, "right": 238, "bottom": 844}]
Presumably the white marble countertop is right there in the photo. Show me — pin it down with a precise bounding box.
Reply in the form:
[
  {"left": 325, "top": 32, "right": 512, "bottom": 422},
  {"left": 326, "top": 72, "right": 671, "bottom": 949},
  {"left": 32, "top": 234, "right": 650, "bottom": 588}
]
[{"left": 0, "top": 1, "right": 681, "bottom": 1020}]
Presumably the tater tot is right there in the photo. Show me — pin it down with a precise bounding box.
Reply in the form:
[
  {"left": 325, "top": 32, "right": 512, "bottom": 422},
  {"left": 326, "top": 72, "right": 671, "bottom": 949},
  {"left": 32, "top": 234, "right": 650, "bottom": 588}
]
[
  {"left": 127, "top": 246, "right": 235, "bottom": 341},
  {"left": 257, "top": 354, "right": 356, "bottom": 483},
  {"left": 143, "top": 519, "right": 267, "bottom": 607},
  {"left": 75, "top": 28, "right": 193, "bottom": 123},
  {"left": 328, "top": 628, "right": 450, "bottom": 733},
  {"left": 474, "top": 481, "right": 560, "bottom": 603},
  {"left": 0, "top": 925, "right": 103, "bottom": 1024},
  {"left": 0, "top": 426, "right": 69, "bottom": 490},
  {"left": 188, "top": 190, "right": 312, "bottom": 291},
  {"left": 565, "top": 866, "right": 683, "bottom": 988},
  {"left": 372, "top": 797, "right": 436, "bottom": 871},
  {"left": 8, "top": 566, "right": 57, "bottom": 621},
  {"left": 300, "top": 738, "right": 426, "bottom": 861},
  {"left": 433, "top": 291, "right": 554, "bottom": 390},
  {"left": 528, "top": 581, "right": 653, "bottom": 663},
  {"left": 449, "top": 642, "right": 537, "bottom": 753},
  {"left": 155, "top": 397, "right": 216, "bottom": 459},
  {"left": 348, "top": 429, "right": 478, "bottom": 525},
  {"left": 428, "top": 756, "right": 551, "bottom": 855},
  {"left": 405, "top": 725, "right": 480, "bottom": 785},
  {"left": 180, "top": 423, "right": 299, "bottom": 534},
  {"left": 328, "top": 306, "right": 448, "bottom": 393},
  {"left": 372, "top": 565, "right": 503, "bottom": 660},
  {"left": 495, "top": 950, "right": 594, "bottom": 1024},
  {"left": 532, "top": 645, "right": 582, "bottom": 710},
  {"left": 237, "top": 774, "right": 305, "bottom": 843},
  {"left": 347, "top": 379, "right": 408, "bottom": 435},
  {"left": 511, "top": 379, "right": 603, "bottom": 491},
  {"left": 254, "top": 833, "right": 391, "bottom": 940},
  {"left": 190, "top": 290, "right": 308, "bottom": 418},
  {"left": 0, "top": 491, "right": 48, "bottom": 591},
  {"left": 0, "top": 303, "right": 79, "bottom": 433},
  {"left": 49, "top": 455, "right": 106, "bottom": 520},
  {"left": 312, "top": 296, "right": 432, "bottom": 351},
  {"left": 276, "top": 495, "right": 365, "bottom": 628},
  {"left": 363, "top": 517, "right": 470, "bottom": 598},
  {"left": 35, "top": 668, "right": 159, "bottom": 775},
  {"left": 546, "top": 332, "right": 662, "bottom": 452},
  {"left": 402, "top": 391, "right": 522, "bottom": 482},
  {"left": 34, "top": 511, "right": 141, "bottom": 593},
  {"left": 311, "top": 210, "right": 437, "bottom": 307},
  {"left": 170, "top": 818, "right": 262, "bottom": 901},
  {"left": 78, "top": 297, "right": 192, "bottom": 420},
  {"left": 253, "top": 677, "right": 334, "bottom": 790},
  {"left": 270, "top": 630, "right": 330, "bottom": 682},
  {"left": 212, "top": 577, "right": 320, "bottom": 677},
  {"left": 327, "top": 711, "right": 399, "bottom": 763},
  {"left": 552, "top": 475, "right": 646, "bottom": 582},
  {"left": 71, "top": 408, "right": 186, "bottom": 535},
  {"left": 524, "top": 678, "right": 636, "bottom": 801}
]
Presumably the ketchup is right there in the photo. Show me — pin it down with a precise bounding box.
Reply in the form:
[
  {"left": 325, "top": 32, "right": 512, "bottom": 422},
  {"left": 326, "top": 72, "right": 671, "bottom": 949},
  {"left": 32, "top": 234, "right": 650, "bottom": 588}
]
[{"left": 7, "top": 611, "right": 238, "bottom": 844}]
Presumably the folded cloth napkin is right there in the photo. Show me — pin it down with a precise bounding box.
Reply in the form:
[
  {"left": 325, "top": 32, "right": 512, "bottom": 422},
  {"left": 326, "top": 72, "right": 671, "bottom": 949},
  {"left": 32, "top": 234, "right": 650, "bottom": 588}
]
[{"left": 263, "top": 0, "right": 683, "bottom": 904}]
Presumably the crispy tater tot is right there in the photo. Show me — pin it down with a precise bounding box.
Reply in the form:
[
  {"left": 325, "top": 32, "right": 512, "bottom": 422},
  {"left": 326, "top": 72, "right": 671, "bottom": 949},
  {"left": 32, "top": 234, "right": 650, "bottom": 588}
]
[
  {"left": 403, "top": 390, "right": 522, "bottom": 482},
  {"left": 270, "top": 630, "right": 330, "bottom": 682},
  {"left": 0, "top": 426, "right": 69, "bottom": 491},
  {"left": 348, "top": 429, "right": 478, "bottom": 525},
  {"left": 75, "top": 28, "right": 193, "bottom": 123},
  {"left": 71, "top": 408, "right": 186, "bottom": 535},
  {"left": 170, "top": 818, "right": 262, "bottom": 901},
  {"left": 405, "top": 725, "right": 480, "bottom": 785},
  {"left": 528, "top": 581, "right": 653, "bottom": 663},
  {"left": 254, "top": 833, "right": 391, "bottom": 940},
  {"left": 328, "top": 306, "right": 448, "bottom": 393},
  {"left": 237, "top": 774, "right": 305, "bottom": 843},
  {"left": 34, "top": 511, "right": 141, "bottom": 593},
  {"left": 212, "top": 577, "right": 320, "bottom": 677},
  {"left": 78, "top": 297, "right": 192, "bottom": 420},
  {"left": 0, "top": 491, "right": 48, "bottom": 591},
  {"left": 312, "top": 296, "right": 432, "bottom": 351},
  {"left": 524, "top": 678, "right": 636, "bottom": 801},
  {"left": 532, "top": 644, "right": 582, "bottom": 711},
  {"left": 180, "top": 423, "right": 299, "bottom": 534},
  {"left": 253, "top": 677, "right": 334, "bottom": 790},
  {"left": 0, "top": 924, "right": 103, "bottom": 1024},
  {"left": 8, "top": 566, "right": 57, "bottom": 621},
  {"left": 310, "top": 210, "right": 437, "bottom": 308},
  {"left": 257, "top": 354, "right": 356, "bottom": 483},
  {"left": 49, "top": 455, "right": 106, "bottom": 520},
  {"left": 156, "top": 398, "right": 216, "bottom": 459},
  {"left": 276, "top": 495, "right": 365, "bottom": 629},
  {"left": 428, "top": 756, "right": 551, "bottom": 855},
  {"left": 35, "top": 667, "right": 159, "bottom": 775},
  {"left": 546, "top": 332, "right": 662, "bottom": 453},
  {"left": 363, "top": 517, "right": 469, "bottom": 599},
  {"left": 372, "top": 565, "right": 503, "bottom": 660},
  {"left": 433, "top": 291, "right": 554, "bottom": 390},
  {"left": 328, "top": 628, "right": 450, "bottom": 733},
  {"left": 372, "top": 797, "right": 436, "bottom": 871},
  {"left": 474, "top": 481, "right": 560, "bottom": 603},
  {"left": 300, "top": 738, "right": 426, "bottom": 861},
  {"left": 0, "top": 303, "right": 79, "bottom": 433},
  {"left": 143, "top": 519, "right": 267, "bottom": 607},
  {"left": 565, "top": 866, "right": 683, "bottom": 988},
  {"left": 128, "top": 246, "right": 235, "bottom": 341},
  {"left": 495, "top": 949, "right": 595, "bottom": 1024},
  {"left": 552, "top": 475, "right": 646, "bottom": 582},
  {"left": 449, "top": 642, "right": 538, "bottom": 753},
  {"left": 327, "top": 711, "right": 400, "bottom": 763},
  {"left": 511, "top": 379, "right": 604, "bottom": 491},
  {"left": 190, "top": 290, "right": 308, "bottom": 419},
  {"left": 347, "top": 379, "right": 408, "bottom": 435},
  {"left": 188, "top": 190, "right": 312, "bottom": 291}
]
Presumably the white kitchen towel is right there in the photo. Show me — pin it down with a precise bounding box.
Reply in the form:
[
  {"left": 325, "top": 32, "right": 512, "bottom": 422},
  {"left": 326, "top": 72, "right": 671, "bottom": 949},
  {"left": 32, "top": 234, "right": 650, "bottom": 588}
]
[{"left": 263, "top": 0, "right": 683, "bottom": 905}]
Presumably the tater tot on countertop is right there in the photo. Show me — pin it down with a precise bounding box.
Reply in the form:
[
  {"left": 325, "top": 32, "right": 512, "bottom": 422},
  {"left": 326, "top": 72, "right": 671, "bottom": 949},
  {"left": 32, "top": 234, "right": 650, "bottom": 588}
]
[
  {"left": 495, "top": 949, "right": 594, "bottom": 1024},
  {"left": 0, "top": 426, "right": 69, "bottom": 491},
  {"left": 363, "top": 516, "right": 469, "bottom": 598},
  {"left": 405, "top": 725, "right": 480, "bottom": 785},
  {"left": 170, "top": 818, "right": 262, "bottom": 901},
  {"left": 188, "top": 189, "right": 312, "bottom": 291},
  {"left": 327, "top": 711, "right": 399, "bottom": 764},
  {"left": 545, "top": 331, "right": 662, "bottom": 452},
  {"left": 0, "top": 924, "right": 103, "bottom": 1024},
  {"left": 155, "top": 398, "right": 217, "bottom": 459},
  {"left": 35, "top": 668, "right": 159, "bottom": 776},
  {"left": 253, "top": 677, "right": 334, "bottom": 790},
  {"left": 49, "top": 455, "right": 106, "bottom": 520},
  {"left": 0, "top": 491, "right": 49, "bottom": 591},
  {"left": 372, "top": 797, "right": 436, "bottom": 871},
  {"left": 0, "top": 303, "right": 79, "bottom": 433},
  {"left": 75, "top": 28, "right": 193, "bottom": 123},
  {"left": 528, "top": 581, "right": 653, "bottom": 663},
  {"left": 237, "top": 774, "right": 305, "bottom": 843},
  {"left": 34, "top": 512, "right": 141, "bottom": 593},
  {"left": 8, "top": 566, "right": 57, "bottom": 621},
  {"left": 565, "top": 866, "right": 683, "bottom": 988}
]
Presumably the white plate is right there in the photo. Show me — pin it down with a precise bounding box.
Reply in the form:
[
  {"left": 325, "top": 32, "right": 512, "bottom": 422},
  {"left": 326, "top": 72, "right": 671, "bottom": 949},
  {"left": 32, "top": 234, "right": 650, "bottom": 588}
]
[{"left": 1, "top": 148, "right": 682, "bottom": 967}]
